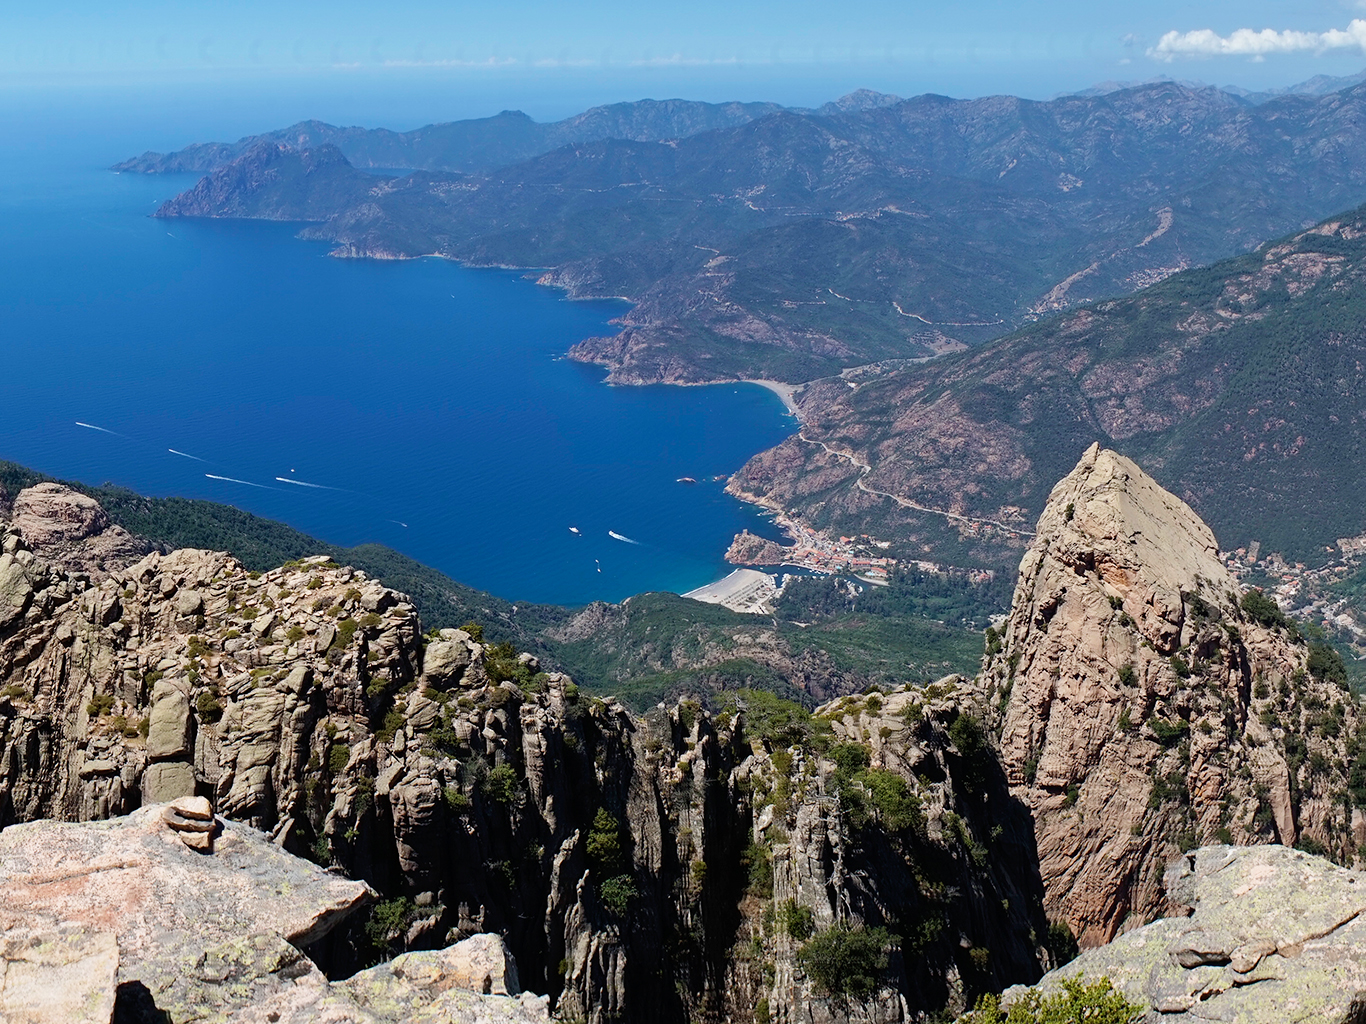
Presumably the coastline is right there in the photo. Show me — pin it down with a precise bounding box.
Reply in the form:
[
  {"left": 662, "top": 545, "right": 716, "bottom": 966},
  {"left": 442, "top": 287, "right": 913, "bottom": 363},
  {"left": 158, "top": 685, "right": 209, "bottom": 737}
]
[{"left": 743, "top": 379, "right": 804, "bottom": 418}]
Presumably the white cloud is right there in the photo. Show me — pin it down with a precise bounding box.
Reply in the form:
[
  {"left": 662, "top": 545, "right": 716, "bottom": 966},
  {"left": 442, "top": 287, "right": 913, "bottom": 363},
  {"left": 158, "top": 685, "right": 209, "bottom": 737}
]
[{"left": 1148, "top": 19, "right": 1366, "bottom": 60}]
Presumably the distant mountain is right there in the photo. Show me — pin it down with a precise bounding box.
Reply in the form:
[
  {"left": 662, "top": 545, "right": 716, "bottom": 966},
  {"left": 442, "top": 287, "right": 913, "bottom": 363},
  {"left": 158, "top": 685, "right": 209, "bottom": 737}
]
[
  {"left": 158, "top": 81, "right": 1366, "bottom": 385},
  {"left": 730, "top": 206, "right": 1366, "bottom": 568},
  {"left": 1073, "top": 67, "right": 1366, "bottom": 104},
  {"left": 112, "top": 97, "right": 795, "bottom": 176},
  {"left": 1227, "top": 67, "right": 1366, "bottom": 103}
]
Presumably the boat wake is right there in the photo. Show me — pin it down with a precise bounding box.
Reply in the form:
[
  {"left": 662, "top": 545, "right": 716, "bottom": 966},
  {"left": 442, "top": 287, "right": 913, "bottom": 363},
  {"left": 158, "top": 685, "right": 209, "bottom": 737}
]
[
  {"left": 608, "top": 530, "right": 641, "bottom": 545},
  {"left": 205, "top": 473, "right": 271, "bottom": 489},
  {"left": 75, "top": 421, "right": 125, "bottom": 437}
]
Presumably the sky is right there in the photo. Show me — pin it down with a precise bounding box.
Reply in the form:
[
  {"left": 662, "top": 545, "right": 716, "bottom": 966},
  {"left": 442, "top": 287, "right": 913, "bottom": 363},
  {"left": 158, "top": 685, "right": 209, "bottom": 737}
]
[{"left": 4, "top": 1, "right": 1366, "bottom": 140}]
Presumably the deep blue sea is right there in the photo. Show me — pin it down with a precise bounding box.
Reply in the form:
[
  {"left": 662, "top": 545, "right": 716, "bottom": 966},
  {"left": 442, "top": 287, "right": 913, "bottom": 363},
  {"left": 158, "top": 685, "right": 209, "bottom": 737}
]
[{"left": 0, "top": 122, "right": 794, "bottom": 606}]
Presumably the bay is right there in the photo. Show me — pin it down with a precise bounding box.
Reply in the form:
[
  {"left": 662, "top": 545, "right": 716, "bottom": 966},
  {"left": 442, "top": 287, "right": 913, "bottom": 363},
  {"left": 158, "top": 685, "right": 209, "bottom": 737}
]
[{"left": 0, "top": 135, "right": 795, "bottom": 606}]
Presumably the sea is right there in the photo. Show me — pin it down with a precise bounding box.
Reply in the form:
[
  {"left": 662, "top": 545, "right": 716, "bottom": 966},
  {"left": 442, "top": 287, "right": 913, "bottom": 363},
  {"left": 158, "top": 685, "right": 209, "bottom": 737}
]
[{"left": 0, "top": 102, "right": 795, "bottom": 607}]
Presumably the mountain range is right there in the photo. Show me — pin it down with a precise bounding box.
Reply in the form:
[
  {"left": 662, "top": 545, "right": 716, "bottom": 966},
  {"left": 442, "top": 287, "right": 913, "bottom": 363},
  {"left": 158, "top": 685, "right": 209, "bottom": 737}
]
[
  {"left": 153, "top": 81, "right": 1366, "bottom": 389},
  {"left": 731, "top": 205, "right": 1366, "bottom": 570},
  {"left": 141, "top": 79, "right": 1366, "bottom": 580},
  {"left": 112, "top": 91, "right": 903, "bottom": 176}
]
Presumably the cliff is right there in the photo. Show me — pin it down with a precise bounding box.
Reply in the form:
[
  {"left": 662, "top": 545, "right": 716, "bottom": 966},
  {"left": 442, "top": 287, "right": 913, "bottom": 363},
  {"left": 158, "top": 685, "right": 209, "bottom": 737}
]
[
  {"left": 0, "top": 484, "right": 1050, "bottom": 1022},
  {"left": 986, "top": 445, "right": 1359, "bottom": 945}
]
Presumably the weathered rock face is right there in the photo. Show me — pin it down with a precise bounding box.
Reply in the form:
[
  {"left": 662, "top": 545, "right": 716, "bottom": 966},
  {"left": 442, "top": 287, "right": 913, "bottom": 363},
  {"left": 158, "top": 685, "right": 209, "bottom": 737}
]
[
  {"left": 8, "top": 482, "right": 149, "bottom": 580},
  {"left": 0, "top": 802, "right": 549, "bottom": 1024},
  {"left": 0, "top": 488, "right": 1055, "bottom": 1023},
  {"left": 728, "top": 680, "right": 1054, "bottom": 1024},
  {"left": 1002, "top": 845, "right": 1366, "bottom": 1023},
  {"left": 988, "top": 445, "right": 1359, "bottom": 945}
]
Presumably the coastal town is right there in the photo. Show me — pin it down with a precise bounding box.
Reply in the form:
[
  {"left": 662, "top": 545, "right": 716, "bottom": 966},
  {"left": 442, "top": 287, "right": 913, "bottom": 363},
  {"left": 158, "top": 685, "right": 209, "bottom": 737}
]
[
  {"left": 1223, "top": 534, "right": 1366, "bottom": 672},
  {"left": 724, "top": 516, "right": 898, "bottom": 581}
]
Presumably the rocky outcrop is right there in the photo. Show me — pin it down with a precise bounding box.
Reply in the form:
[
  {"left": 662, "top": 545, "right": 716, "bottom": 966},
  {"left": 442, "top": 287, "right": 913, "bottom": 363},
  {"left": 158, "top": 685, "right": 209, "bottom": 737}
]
[
  {"left": 1000, "top": 844, "right": 1366, "bottom": 1022},
  {"left": 725, "top": 529, "right": 792, "bottom": 566},
  {"left": 730, "top": 680, "right": 1054, "bottom": 1023},
  {"left": 988, "top": 445, "right": 1359, "bottom": 945},
  {"left": 7, "top": 482, "right": 148, "bottom": 579},
  {"left": 0, "top": 800, "right": 548, "bottom": 1024},
  {"left": 0, "top": 484, "right": 1058, "bottom": 1022}
]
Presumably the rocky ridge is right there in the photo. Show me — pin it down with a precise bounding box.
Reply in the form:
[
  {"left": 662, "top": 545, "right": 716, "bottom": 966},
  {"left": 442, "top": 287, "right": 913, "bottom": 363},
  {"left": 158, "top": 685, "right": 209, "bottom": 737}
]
[
  {"left": 0, "top": 483, "right": 1053, "bottom": 1022},
  {"left": 986, "top": 444, "right": 1360, "bottom": 945},
  {"left": 4, "top": 447, "right": 1361, "bottom": 1022}
]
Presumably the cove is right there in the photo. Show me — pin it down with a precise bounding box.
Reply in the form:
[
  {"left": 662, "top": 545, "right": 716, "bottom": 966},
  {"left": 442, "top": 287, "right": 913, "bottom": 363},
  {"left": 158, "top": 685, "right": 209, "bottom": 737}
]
[{"left": 0, "top": 148, "right": 795, "bottom": 606}]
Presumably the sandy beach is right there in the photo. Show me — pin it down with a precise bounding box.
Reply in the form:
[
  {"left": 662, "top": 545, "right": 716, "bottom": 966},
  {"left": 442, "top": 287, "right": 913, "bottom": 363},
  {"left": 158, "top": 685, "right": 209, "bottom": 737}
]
[
  {"left": 683, "top": 568, "right": 777, "bottom": 614},
  {"left": 743, "top": 379, "right": 804, "bottom": 417}
]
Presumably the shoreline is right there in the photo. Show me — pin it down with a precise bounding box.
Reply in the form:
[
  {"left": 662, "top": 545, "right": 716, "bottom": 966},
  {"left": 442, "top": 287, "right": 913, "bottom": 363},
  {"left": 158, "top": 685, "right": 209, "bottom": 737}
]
[{"left": 742, "top": 379, "right": 804, "bottom": 417}]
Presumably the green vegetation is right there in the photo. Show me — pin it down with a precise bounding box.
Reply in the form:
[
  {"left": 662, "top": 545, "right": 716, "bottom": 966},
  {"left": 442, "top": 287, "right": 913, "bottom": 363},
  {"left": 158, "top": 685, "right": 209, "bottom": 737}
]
[
  {"left": 585, "top": 809, "right": 635, "bottom": 915},
  {"left": 598, "top": 874, "right": 637, "bottom": 915},
  {"left": 1241, "top": 590, "right": 1296, "bottom": 636},
  {"left": 728, "top": 688, "right": 821, "bottom": 749},
  {"left": 780, "top": 899, "right": 817, "bottom": 940},
  {"left": 482, "top": 763, "right": 520, "bottom": 804},
  {"left": 741, "top": 841, "right": 774, "bottom": 898},
  {"left": 1149, "top": 719, "right": 1189, "bottom": 748},
  {"left": 363, "top": 897, "right": 414, "bottom": 958},
  {"left": 1045, "top": 921, "right": 1079, "bottom": 968},
  {"left": 963, "top": 977, "right": 1141, "bottom": 1023},
  {"left": 194, "top": 691, "right": 224, "bottom": 723},
  {"left": 777, "top": 566, "right": 1009, "bottom": 631},
  {"left": 796, "top": 924, "right": 895, "bottom": 998}
]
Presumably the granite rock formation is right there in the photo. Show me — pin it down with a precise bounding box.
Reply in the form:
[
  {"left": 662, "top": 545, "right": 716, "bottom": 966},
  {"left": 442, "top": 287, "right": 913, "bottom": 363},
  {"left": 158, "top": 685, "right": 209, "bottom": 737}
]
[
  {"left": 5, "top": 482, "right": 149, "bottom": 580},
  {"left": 997, "top": 844, "right": 1366, "bottom": 1022},
  {"left": 987, "top": 445, "right": 1359, "bottom": 945},
  {"left": 0, "top": 800, "right": 548, "bottom": 1024},
  {"left": 0, "top": 484, "right": 1051, "bottom": 1022}
]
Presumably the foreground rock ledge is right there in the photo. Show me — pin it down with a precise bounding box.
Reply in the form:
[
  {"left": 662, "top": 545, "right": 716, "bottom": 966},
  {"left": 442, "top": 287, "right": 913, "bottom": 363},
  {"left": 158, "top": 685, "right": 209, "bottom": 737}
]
[
  {"left": 1000, "top": 845, "right": 1366, "bottom": 1023},
  {"left": 0, "top": 804, "right": 549, "bottom": 1024}
]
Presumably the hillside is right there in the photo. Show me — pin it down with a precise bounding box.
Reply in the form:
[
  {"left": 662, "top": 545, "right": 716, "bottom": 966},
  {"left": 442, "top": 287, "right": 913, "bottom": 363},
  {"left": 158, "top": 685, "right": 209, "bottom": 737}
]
[
  {"left": 154, "top": 82, "right": 1366, "bottom": 384},
  {"left": 732, "top": 206, "right": 1366, "bottom": 572}
]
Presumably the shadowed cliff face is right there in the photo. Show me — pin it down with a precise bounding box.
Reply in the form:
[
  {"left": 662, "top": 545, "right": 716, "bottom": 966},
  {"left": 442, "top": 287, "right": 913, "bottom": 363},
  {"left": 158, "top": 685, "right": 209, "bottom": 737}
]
[
  {"left": 986, "top": 445, "right": 1360, "bottom": 946},
  {"left": 0, "top": 485, "right": 1051, "bottom": 1023}
]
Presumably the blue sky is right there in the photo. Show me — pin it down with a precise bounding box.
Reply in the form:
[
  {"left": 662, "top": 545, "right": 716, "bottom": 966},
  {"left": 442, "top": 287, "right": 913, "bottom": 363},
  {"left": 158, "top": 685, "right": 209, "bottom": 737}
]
[{"left": 5, "top": 1, "right": 1366, "bottom": 131}]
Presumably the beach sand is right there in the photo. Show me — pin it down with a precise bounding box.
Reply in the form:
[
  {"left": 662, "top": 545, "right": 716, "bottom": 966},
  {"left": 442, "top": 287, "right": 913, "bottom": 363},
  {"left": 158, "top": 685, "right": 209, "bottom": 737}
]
[
  {"left": 683, "top": 568, "right": 777, "bottom": 614},
  {"left": 744, "top": 379, "right": 804, "bottom": 417}
]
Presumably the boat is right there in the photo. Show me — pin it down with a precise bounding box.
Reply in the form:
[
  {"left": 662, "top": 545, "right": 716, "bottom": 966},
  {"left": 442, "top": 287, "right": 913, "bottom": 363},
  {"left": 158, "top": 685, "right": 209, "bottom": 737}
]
[{"left": 569, "top": 527, "right": 581, "bottom": 535}]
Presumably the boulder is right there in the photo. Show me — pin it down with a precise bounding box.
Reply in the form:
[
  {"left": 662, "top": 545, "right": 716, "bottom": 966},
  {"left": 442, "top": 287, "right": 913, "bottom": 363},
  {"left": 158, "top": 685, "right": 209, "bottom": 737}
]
[
  {"left": 0, "top": 806, "right": 552, "bottom": 1023},
  {"left": 349, "top": 932, "right": 523, "bottom": 998},
  {"left": 0, "top": 921, "right": 118, "bottom": 1024},
  {"left": 0, "top": 553, "right": 33, "bottom": 630},
  {"left": 422, "top": 639, "right": 472, "bottom": 687},
  {"left": 142, "top": 761, "right": 196, "bottom": 803},
  {"left": 1005, "top": 845, "right": 1366, "bottom": 1023},
  {"left": 10, "top": 483, "right": 147, "bottom": 578}
]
